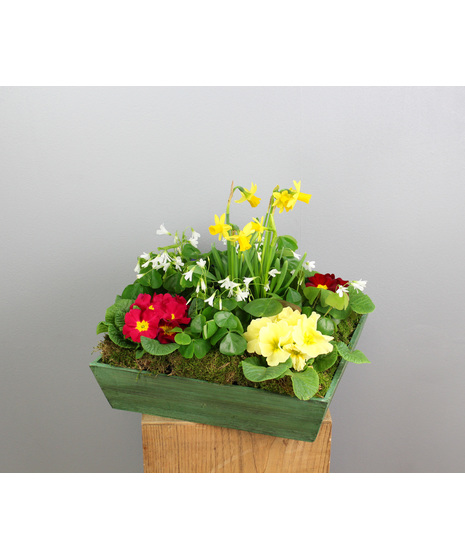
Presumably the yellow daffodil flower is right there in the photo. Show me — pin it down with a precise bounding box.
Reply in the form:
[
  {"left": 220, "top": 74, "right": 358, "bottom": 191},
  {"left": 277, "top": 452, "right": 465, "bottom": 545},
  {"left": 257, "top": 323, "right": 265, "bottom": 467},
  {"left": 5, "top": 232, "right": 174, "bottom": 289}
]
[
  {"left": 293, "top": 313, "right": 334, "bottom": 359},
  {"left": 272, "top": 189, "right": 295, "bottom": 213},
  {"left": 258, "top": 321, "right": 293, "bottom": 367},
  {"left": 209, "top": 213, "right": 232, "bottom": 241},
  {"left": 290, "top": 180, "right": 311, "bottom": 205},
  {"left": 272, "top": 181, "right": 311, "bottom": 213},
  {"left": 228, "top": 222, "right": 254, "bottom": 252},
  {"left": 250, "top": 216, "right": 266, "bottom": 240},
  {"left": 235, "top": 183, "right": 261, "bottom": 208}
]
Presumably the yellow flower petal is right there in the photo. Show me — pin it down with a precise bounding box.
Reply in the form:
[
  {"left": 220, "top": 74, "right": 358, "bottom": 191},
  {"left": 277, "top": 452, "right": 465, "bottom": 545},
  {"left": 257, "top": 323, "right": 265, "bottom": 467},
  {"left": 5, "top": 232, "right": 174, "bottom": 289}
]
[
  {"left": 244, "top": 317, "right": 274, "bottom": 355},
  {"left": 293, "top": 314, "right": 334, "bottom": 359},
  {"left": 258, "top": 321, "right": 293, "bottom": 367},
  {"left": 209, "top": 213, "right": 231, "bottom": 240},
  {"left": 235, "top": 183, "right": 261, "bottom": 208},
  {"left": 283, "top": 343, "right": 309, "bottom": 371}
]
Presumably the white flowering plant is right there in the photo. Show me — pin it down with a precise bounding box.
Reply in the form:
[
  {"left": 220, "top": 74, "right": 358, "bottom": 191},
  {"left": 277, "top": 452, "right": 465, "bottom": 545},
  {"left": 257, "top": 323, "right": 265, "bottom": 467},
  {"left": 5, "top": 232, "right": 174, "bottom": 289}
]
[{"left": 96, "top": 181, "right": 375, "bottom": 400}]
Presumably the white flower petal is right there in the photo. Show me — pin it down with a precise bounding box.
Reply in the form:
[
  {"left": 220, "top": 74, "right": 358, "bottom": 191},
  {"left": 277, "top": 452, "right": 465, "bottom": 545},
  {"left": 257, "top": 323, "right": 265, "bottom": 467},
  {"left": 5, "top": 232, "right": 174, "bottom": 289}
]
[{"left": 156, "top": 224, "right": 170, "bottom": 235}]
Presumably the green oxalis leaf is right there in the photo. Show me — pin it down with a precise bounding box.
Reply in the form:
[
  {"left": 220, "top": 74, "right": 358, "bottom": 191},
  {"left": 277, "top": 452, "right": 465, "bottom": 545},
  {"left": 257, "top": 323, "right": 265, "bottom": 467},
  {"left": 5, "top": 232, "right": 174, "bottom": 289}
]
[
  {"left": 320, "top": 289, "right": 349, "bottom": 311},
  {"left": 213, "top": 311, "right": 243, "bottom": 332},
  {"left": 174, "top": 332, "right": 192, "bottom": 345},
  {"left": 137, "top": 269, "right": 162, "bottom": 289},
  {"left": 243, "top": 298, "right": 282, "bottom": 318},
  {"left": 219, "top": 332, "right": 247, "bottom": 356},
  {"left": 336, "top": 341, "right": 370, "bottom": 363},
  {"left": 190, "top": 314, "right": 206, "bottom": 334},
  {"left": 192, "top": 338, "right": 211, "bottom": 359},
  {"left": 202, "top": 320, "right": 218, "bottom": 339},
  {"left": 348, "top": 286, "right": 375, "bottom": 314}
]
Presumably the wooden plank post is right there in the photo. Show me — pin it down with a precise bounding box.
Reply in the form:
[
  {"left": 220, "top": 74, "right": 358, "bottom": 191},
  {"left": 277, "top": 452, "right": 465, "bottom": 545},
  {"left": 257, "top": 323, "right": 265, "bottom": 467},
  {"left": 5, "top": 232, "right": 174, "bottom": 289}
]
[{"left": 141, "top": 411, "right": 331, "bottom": 473}]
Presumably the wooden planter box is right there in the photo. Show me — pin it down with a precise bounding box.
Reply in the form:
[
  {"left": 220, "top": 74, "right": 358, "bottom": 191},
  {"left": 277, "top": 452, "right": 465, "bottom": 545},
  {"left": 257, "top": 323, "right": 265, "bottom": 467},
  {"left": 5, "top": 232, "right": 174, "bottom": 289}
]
[{"left": 90, "top": 314, "right": 367, "bottom": 442}]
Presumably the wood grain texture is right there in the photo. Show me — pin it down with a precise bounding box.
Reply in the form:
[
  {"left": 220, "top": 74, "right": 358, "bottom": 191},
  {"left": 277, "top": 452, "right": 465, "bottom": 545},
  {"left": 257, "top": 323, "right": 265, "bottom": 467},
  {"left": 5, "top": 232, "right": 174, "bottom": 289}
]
[{"left": 141, "top": 411, "right": 332, "bottom": 473}]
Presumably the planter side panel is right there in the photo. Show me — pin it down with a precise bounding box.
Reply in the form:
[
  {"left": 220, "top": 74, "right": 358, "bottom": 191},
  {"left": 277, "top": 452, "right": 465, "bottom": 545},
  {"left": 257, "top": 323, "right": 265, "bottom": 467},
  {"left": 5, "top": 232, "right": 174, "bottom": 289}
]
[{"left": 90, "top": 364, "right": 328, "bottom": 442}]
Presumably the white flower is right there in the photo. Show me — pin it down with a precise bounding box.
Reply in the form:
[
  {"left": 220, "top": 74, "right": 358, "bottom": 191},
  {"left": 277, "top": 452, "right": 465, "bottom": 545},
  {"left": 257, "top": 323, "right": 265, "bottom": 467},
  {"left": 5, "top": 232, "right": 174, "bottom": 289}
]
[
  {"left": 136, "top": 273, "right": 144, "bottom": 279},
  {"left": 205, "top": 292, "right": 216, "bottom": 307},
  {"left": 243, "top": 277, "right": 255, "bottom": 287},
  {"left": 138, "top": 252, "right": 152, "bottom": 269},
  {"left": 152, "top": 252, "right": 171, "bottom": 270},
  {"left": 197, "top": 258, "right": 207, "bottom": 268},
  {"left": 264, "top": 282, "right": 270, "bottom": 292},
  {"left": 183, "top": 268, "right": 194, "bottom": 281},
  {"left": 336, "top": 285, "right": 349, "bottom": 297},
  {"left": 172, "top": 256, "right": 184, "bottom": 271},
  {"left": 235, "top": 288, "right": 250, "bottom": 302},
  {"left": 195, "top": 278, "right": 207, "bottom": 294},
  {"left": 292, "top": 251, "right": 302, "bottom": 260},
  {"left": 303, "top": 260, "right": 316, "bottom": 271},
  {"left": 156, "top": 224, "right": 170, "bottom": 236},
  {"left": 189, "top": 230, "right": 201, "bottom": 247},
  {"left": 218, "top": 277, "right": 240, "bottom": 290},
  {"left": 269, "top": 268, "right": 281, "bottom": 278},
  {"left": 351, "top": 279, "right": 367, "bottom": 292}
]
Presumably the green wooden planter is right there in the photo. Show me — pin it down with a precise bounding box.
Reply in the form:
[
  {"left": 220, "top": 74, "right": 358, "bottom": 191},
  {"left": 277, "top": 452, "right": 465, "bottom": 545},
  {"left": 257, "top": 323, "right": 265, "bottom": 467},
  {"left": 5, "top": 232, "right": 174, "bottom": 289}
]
[{"left": 90, "top": 314, "right": 367, "bottom": 442}]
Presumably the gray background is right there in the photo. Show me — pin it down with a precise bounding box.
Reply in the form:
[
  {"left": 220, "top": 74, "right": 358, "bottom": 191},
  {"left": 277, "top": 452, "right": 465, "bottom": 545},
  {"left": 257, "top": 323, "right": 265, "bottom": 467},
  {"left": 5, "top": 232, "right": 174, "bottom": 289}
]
[{"left": 1, "top": 86, "right": 464, "bottom": 473}]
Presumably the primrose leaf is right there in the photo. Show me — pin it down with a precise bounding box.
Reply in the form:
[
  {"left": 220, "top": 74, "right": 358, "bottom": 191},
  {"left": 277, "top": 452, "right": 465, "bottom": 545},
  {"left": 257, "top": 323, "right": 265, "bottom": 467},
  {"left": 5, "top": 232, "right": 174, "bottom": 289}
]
[
  {"left": 286, "top": 367, "right": 320, "bottom": 400},
  {"left": 141, "top": 337, "right": 180, "bottom": 356},
  {"left": 336, "top": 341, "right": 370, "bottom": 363},
  {"left": 242, "top": 357, "right": 292, "bottom": 382}
]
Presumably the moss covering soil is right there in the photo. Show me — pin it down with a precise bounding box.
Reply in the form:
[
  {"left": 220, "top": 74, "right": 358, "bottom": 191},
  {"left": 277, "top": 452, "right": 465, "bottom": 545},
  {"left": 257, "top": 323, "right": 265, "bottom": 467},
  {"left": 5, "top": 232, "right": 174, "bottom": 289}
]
[{"left": 96, "top": 312, "right": 361, "bottom": 399}]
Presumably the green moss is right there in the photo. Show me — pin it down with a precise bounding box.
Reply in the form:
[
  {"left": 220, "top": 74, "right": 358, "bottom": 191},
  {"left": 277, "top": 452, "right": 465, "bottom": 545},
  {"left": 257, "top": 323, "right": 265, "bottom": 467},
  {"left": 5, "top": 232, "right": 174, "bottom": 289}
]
[{"left": 96, "top": 311, "right": 361, "bottom": 399}]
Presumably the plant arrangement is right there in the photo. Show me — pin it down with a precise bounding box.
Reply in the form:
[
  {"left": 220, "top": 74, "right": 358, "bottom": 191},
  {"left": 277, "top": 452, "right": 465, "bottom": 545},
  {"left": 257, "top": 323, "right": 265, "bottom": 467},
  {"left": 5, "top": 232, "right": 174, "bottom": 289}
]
[{"left": 96, "top": 181, "right": 375, "bottom": 401}]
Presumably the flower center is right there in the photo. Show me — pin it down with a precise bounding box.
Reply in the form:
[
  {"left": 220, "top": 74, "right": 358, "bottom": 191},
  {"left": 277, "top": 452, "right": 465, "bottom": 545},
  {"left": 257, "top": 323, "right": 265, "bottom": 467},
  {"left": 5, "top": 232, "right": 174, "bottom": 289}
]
[
  {"left": 317, "top": 284, "right": 328, "bottom": 289},
  {"left": 135, "top": 320, "right": 150, "bottom": 332}
]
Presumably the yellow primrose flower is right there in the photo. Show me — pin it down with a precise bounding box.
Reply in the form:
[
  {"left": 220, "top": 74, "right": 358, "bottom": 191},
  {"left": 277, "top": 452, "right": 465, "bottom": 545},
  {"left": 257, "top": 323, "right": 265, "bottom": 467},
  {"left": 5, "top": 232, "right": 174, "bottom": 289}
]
[
  {"left": 282, "top": 342, "right": 309, "bottom": 371},
  {"left": 258, "top": 321, "right": 293, "bottom": 367},
  {"left": 228, "top": 222, "right": 254, "bottom": 252},
  {"left": 276, "top": 306, "right": 302, "bottom": 327},
  {"left": 235, "top": 183, "right": 261, "bottom": 208},
  {"left": 293, "top": 313, "right": 334, "bottom": 359},
  {"left": 243, "top": 317, "right": 274, "bottom": 355},
  {"left": 209, "top": 213, "right": 232, "bottom": 241}
]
